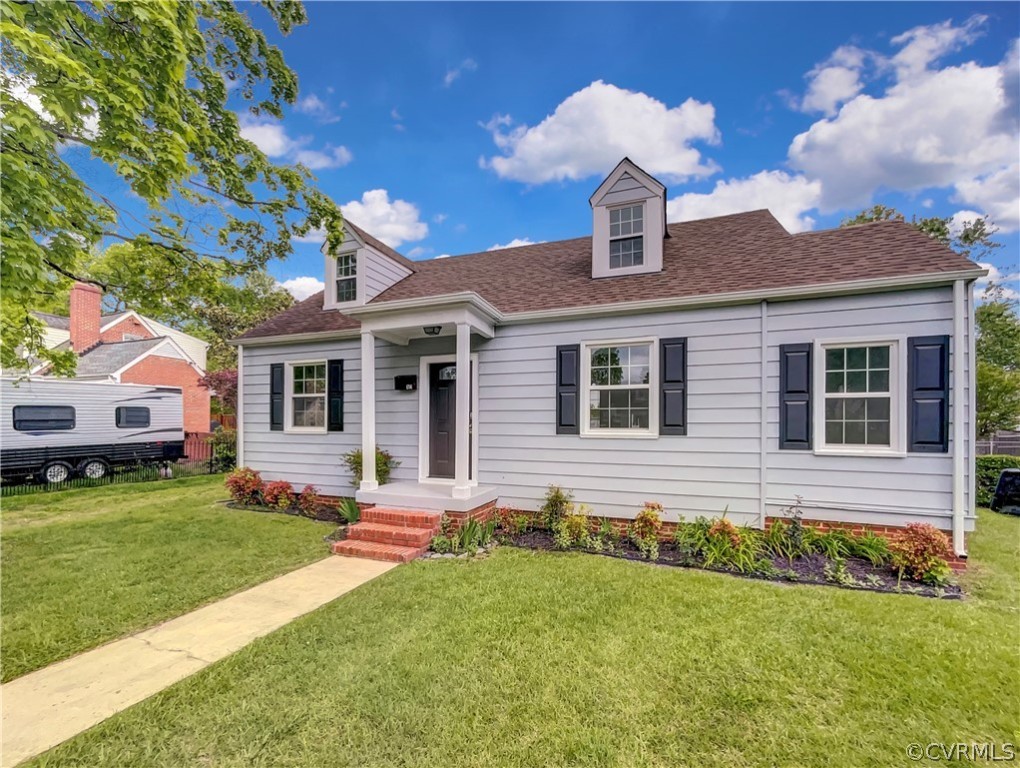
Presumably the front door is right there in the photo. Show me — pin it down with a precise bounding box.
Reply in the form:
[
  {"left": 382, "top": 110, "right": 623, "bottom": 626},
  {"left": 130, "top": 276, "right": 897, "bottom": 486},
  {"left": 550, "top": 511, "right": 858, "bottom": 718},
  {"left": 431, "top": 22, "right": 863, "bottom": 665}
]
[{"left": 429, "top": 363, "right": 457, "bottom": 478}]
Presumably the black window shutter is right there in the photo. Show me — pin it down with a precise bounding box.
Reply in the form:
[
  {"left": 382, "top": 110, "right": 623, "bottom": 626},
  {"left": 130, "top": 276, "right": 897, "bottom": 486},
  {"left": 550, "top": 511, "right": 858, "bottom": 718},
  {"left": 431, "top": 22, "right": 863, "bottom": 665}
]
[
  {"left": 779, "top": 343, "right": 812, "bottom": 450},
  {"left": 269, "top": 363, "right": 284, "bottom": 431},
  {"left": 907, "top": 335, "right": 949, "bottom": 453},
  {"left": 556, "top": 345, "right": 580, "bottom": 434},
  {"left": 327, "top": 359, "right": 344, "bottom": 432},
  {"left": 660, "top": 337, "right": 688, "bottom": 435}
]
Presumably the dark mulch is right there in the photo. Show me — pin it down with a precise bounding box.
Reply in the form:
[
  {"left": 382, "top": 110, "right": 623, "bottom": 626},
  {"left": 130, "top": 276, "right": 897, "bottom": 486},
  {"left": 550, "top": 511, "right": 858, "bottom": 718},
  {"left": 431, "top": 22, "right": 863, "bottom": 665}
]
[
  {"left": 223, "top": 500, "right": 344, "bottom": 525},
  {"left": 506, "top": 530, "right": 963, "bottom": 600}
]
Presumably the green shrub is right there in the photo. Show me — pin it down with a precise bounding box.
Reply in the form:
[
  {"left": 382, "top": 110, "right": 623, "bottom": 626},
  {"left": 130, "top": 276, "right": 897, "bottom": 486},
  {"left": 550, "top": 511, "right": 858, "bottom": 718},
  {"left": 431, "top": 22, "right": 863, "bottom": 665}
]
[
  {"left": 540, "top": 485, "right": 574, "bottom": 529},
  {"left": 976, "top": 455, "right": 1018, "bottom": 507},
  {"left": 805, "top": 528, "right": 854, "bottom": 559},
  {"left": 702, "top": 515, "right": 762, "bottom": 573},
  {"left": 674, "top": 516, "right": 712, "bottom": 556},
  {"left": 208, "top": 429, "right": 237, "bottom": 471},
  {"left": 430, "top": 535, "right": 452, "bottom": 554},
  {"left": 262, "top": 480, "right": 296, "bottom": 510},
  {"left": 493, "top": 506, "right": 530, "bottom": 537},
  {"left": 554, "top": 508, "right": 593, "bottom": 550},
  {"left": 338, "top": 498, "right": 360, "bottom": 524},
  {"left": 340, "top": 448, "right": 400, "bottom": 486},
  {"left": 762, "top": 499, "right": 811, "bottom": 564},
  {"left": 846, "top": 531, "right": 891, "bottom": 566},
  {"left": 224, "top": 467, "right": 263, "bottom": 505},
  {"left": 629, "top": 502, "right": 663, "bottom": 560},
  {"left": 890, "top": 523, "right": 953, "bottom": 585}
]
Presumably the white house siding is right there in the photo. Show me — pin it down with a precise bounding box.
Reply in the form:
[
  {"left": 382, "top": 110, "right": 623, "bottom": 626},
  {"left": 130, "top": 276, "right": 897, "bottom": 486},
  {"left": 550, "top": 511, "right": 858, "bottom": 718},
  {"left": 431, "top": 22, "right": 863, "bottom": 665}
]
[
  {"left": 241, "top": 339, "right": 361, "bottom": 495},
  {"left": 764, "top": 286, "right": 973, "bottom": 532},
  {"left": 363, "top": 250, "right": 413, "bottom": 302},
  {"left": 477, "top": 305, "right": 765, "bottom": 525}
]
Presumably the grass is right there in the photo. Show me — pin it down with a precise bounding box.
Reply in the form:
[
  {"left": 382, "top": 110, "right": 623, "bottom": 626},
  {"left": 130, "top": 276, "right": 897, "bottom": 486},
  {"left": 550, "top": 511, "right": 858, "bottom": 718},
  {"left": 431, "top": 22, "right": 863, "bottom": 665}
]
[
  {"left": 29, "top": 509, "right": 1018, "bottom": 767},
  {"left": 1, "top": 475, "right": 332, "bottom": 682}
]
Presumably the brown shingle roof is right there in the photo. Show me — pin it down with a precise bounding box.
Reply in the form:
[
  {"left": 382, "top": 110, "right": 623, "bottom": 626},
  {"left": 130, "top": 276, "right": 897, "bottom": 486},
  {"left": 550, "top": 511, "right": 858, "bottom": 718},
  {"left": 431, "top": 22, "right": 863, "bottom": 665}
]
[
  {"left": 239, "top": 211, "right": 979, "bottom": 340},
  {"left": 345, "top": 221, "right": 418, "bottom": 272}
]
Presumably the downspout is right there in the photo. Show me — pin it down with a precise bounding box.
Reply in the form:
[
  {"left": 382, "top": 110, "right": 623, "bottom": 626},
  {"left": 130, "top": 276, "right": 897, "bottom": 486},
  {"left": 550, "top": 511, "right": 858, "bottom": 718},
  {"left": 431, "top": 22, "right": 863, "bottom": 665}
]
[
  {"left": 952, "top": 280, "right": 966, "bottom": 557},
  {"left": 759, "top": 300, "right": 768, "bottom": 529},
  {"left": 236, "top": 344, "right": 244, "bottom": 467}
]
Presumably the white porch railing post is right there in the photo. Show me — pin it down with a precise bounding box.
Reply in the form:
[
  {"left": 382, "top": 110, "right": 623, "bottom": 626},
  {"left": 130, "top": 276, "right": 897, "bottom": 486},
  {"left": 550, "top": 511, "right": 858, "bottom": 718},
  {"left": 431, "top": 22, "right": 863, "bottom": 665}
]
[
  {"left": 453, "top": 322, "right": 471, "bottom": 499},
  {"left": 360, "top": 330, "right": 378, "bottom": 491}
]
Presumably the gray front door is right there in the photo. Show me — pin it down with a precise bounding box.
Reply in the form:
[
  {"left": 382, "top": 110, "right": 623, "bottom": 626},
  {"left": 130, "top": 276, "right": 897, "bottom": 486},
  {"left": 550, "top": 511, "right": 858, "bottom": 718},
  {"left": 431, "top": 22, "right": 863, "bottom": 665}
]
[{"left": 429, "top": 363, "right": 456, "bottom": 478}]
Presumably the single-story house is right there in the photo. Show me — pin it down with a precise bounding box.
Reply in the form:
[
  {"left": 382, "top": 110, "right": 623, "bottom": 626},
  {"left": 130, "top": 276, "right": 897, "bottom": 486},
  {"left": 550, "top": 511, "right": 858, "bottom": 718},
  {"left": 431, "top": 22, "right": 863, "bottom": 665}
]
[{"left": 235, "top": 158, "right": 983, "bottom": 560}]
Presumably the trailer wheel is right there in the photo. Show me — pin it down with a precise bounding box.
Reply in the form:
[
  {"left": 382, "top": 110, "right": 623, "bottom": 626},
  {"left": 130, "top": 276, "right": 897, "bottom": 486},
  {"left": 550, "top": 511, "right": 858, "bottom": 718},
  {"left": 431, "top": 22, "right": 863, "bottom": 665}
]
[
  {"left": 79, "top": 459, "right": 108, "bottom": 480},
  {"left": 40, "top": 462, "right": 72, "bottom": 484}
]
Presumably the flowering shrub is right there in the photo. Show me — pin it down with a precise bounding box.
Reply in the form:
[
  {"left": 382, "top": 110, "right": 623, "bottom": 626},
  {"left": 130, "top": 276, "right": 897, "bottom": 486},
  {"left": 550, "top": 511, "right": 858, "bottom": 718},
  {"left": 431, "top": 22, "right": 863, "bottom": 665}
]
[
  {"left": 493, "top": 506, "right": 530, "bottom": 536},
  {"left": 890, "top": 523, "right": 953, "bottom": 585},
  {"left": 225, "top": 467, "right": 263, "bottom": 505},
  {"left": 297, "top": 485, "right": 320, "bottom": 516},
  {"left": 554, "top": 507, "right": 594, "bottom": 550},
  {"left": 262, "top": 480, "right": 296, "bottom": 510},
  {"left": 630, "top": 502, "right": 663, "bottom": 560},
  {"left": 708, "top": 517, "right": 741, "bottom": 549}
]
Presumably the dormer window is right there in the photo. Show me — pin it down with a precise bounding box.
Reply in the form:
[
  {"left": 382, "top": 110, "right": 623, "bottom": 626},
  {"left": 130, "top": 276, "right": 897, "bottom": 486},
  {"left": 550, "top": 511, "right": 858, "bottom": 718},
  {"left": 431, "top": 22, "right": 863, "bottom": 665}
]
[
  {"left": 609, "top": 205, "right": 644, "bottom": 269},
  {"left": 335, "top": 254, "right": 356, "bottom": 303}
]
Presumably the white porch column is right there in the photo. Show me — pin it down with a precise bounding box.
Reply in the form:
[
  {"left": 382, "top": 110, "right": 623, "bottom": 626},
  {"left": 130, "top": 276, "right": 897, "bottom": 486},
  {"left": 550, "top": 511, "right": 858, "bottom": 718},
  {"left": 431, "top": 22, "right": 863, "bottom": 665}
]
[
  {"left": 453, "top": 322, "right": 472, "bottom": 499},
  {"left": 360, "top": 330, "right": 378, "bottom": 491}
]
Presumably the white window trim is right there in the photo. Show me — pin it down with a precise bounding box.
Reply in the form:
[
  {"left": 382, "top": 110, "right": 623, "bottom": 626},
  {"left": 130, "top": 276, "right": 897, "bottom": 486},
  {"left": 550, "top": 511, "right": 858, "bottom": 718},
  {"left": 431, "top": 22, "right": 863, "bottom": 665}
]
[
  {"left": 580, "top": 336, "right": 659, "bottom": 439},
  {"left": 284, "top": 359, "right": 328, "bottom": 434},
  {"left": 607, "top": 202, "right": 646, "bottom": 272},
  {"left": 323, "top": 248, "right": 364, "bottom": 310},
  {"left": 812, "top": 336, "right": 906, "bottom": 457}
]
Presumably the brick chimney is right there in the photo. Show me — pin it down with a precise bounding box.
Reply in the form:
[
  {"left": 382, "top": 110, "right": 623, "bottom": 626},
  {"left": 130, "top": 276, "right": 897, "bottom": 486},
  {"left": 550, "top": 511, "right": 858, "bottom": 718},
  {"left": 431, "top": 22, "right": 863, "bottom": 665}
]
[{"left": 69, "top": 282, "right": 102, "bottom": 352}]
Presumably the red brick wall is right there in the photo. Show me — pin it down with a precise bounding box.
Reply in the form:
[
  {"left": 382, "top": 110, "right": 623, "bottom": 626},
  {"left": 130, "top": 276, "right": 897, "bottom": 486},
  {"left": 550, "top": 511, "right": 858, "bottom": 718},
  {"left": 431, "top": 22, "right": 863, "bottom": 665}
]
[
  {"left": 120, "top": 354, "right": 211, "bottom": 433},
  {"left": 69, "top": 282, "right": 102, "bottom": 352},
  {"left": 101, "top": 315, "right": 154, "bottom": 343}
]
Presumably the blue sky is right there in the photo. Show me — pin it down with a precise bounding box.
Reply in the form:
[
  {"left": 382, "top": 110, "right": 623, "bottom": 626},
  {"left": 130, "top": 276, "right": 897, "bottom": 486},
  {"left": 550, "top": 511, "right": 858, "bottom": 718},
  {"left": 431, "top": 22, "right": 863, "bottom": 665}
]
[{"left": 106, "top": 3, "right": 1020, "bottom": 298}]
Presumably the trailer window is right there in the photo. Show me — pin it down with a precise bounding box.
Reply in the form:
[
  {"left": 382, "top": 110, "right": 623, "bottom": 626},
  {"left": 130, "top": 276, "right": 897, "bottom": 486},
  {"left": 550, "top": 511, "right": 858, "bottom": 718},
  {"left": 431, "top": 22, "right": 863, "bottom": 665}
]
[
  {"left": 13, "top": 405, "right": 76, "bottom": 431},
  {"left": 115, "top": 406, "right": 151, "bottom": 428}
]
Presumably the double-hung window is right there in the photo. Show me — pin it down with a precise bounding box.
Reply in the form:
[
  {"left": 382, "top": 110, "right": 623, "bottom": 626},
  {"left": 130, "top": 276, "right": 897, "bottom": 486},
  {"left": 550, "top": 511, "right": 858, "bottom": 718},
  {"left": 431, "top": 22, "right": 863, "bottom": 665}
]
[
  {"left": 583, "top": 340, "right": 656, "bottom": 435},
  {"left": 335, "top": 253, "right": 357, "bottom": 303},
  {"left": 819, "top": 341, "right": 899, "bottom": 452},
  {"left": 289, "top": 362, "right": 326, "bottom": 430},
  {"left": 609, "top": 204, "right": 644, "bottom": 269}
]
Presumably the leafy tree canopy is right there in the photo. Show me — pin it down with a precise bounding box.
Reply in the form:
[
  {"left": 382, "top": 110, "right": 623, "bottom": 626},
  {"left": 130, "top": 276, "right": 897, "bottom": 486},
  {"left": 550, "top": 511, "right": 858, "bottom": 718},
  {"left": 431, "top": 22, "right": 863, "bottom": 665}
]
[{"left": 1, "top": 0, "right": 342, "bottom": 375}]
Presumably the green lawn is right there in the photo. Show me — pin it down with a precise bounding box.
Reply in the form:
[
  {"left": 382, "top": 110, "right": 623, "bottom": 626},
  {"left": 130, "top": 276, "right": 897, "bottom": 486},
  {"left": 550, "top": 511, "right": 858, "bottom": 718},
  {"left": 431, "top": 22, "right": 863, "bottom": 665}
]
[
  {"left": 1, "top": 476, "right": 332, "bottom": 682},
  {"left": 29, "top": 509, "right": 1018, "bottom": 768}
]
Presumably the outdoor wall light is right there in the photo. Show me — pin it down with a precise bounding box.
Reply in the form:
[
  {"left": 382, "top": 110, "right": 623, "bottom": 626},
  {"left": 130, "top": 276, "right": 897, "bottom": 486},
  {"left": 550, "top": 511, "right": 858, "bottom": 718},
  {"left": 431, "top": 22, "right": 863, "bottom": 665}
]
[{"left": 423, "top": 325, "right": 442, "bottom": 336}]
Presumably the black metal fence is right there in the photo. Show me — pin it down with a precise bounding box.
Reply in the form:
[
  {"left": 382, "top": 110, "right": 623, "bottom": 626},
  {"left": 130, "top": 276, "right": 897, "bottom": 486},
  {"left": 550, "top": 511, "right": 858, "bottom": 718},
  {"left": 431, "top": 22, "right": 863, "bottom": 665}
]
[{"left": 1, "top": 433, "right": 230, "bottom": 498}]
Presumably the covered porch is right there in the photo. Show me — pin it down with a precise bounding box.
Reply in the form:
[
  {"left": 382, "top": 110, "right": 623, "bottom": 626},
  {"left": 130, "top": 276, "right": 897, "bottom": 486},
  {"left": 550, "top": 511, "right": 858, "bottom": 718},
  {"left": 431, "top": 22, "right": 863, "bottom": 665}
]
[{"left": 348, "top": 293, "right": 501, "bottom": 512}]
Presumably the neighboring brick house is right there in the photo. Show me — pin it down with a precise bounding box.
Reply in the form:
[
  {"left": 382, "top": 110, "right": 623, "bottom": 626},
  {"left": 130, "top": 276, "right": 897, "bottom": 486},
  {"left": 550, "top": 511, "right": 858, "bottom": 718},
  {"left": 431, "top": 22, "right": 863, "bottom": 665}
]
[{"left": 33, "top": 283, "right": 212, "bottom": 433}]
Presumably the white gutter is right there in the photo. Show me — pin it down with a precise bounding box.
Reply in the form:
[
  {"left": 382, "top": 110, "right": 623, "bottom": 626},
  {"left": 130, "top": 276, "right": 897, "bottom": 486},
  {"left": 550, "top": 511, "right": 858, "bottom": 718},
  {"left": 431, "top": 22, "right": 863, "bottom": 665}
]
[
  {"left": 229, "top": 329, "right": 360, "bottom": 348},
  {"left": 344, "top": 291, "right": 503, "bottom": 321},
  {"left": 236, "top": 343, "right": 244, "bottom": 467},
  {"left": 952, "top": 279, "right": 967, "bottom": 557},
  {"left": 759, "top": 300, "right": 768, "bottom": 529}
]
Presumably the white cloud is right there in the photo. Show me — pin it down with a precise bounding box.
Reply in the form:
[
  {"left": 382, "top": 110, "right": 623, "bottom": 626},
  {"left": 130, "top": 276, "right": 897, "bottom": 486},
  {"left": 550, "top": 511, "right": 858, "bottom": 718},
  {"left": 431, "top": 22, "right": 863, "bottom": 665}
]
[
  {"left": 953, "top": 164, "right": 1020, "bottom": 231},
  {"left": 342, "top": 189, "right": 428, "bottom": 247},
  {"left": 443, "top": 58, "right": 478, "bottom": 87},
  {"left": 295, "top": 94, "right": 341, "bottom": 124},
  {"left": 434, "top": 254, "right": 451, "bottom": 260},
  {"left": 788, "top": 22, "right": 1017, "bottom": 218},
  {"left": 278, "top": 276, "right": 325, "bottom": 300},
  {"left": 481, "top": 80, "right": 720, "bottom": 184},
  {"left": 949, "top": 210, "right": 984, "bottom": 236},
  {"left": 487, "top": 237, "right": 544, "bottom": 251},
  {"left": 5, "top": 71, "right": 98, "bottom": 145},
  {"left": 798, "top": 46, "right": 871, "bottom": 116},
  {"left": 406, "top": 246, "right": 431, "bottom": 259},
  {"left": 666, "top": 171, "right": 823, "bottom": 233},
  {"left": 292, "top": 145, "right": 353, "bottom": 170},
  {"left": 976, "top": 262, "right": 1020, "bottom": 300},
  {"left": 292, "top": 227, "right": 327, "bottom": 244},
  {"left": 433, "top": 213, "right": 448, "bottom": 224}
]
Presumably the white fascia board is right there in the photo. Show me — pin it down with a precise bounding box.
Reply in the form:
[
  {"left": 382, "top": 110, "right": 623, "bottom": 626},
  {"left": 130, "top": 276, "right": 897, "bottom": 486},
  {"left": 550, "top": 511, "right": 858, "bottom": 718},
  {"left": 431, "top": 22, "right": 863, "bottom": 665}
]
[
  {"left": 228, "top": 329, "right": 361, "bottom": 347},
  {"left": 347, "top": 291, "right": 502, "bottom": 323}
]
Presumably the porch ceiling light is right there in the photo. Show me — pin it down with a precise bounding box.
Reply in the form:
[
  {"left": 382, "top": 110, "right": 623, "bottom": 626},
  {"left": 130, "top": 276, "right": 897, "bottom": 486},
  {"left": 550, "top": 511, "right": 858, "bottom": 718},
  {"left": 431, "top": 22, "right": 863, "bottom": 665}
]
[{"left": 423, "top": 325, "right": 442, "bottom": 336}]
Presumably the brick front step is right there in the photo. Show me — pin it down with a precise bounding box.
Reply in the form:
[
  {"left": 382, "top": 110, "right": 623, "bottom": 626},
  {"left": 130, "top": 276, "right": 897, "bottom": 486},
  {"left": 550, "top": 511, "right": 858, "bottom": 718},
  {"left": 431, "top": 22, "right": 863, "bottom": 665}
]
[
  {"left": 332, "top": 539, "right": 427, "bottom": 563},
  {"left": 361, "top": 507, "right": 442, "bottom": 530},
  {"left": 347, "top": 521, "right": 434, "bottom": 548}
]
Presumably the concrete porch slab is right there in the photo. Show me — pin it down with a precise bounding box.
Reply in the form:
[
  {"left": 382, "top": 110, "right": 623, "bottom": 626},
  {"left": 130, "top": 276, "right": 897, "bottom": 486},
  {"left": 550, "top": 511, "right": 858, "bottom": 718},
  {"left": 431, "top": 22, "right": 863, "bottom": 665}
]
[{"left": 356, "top": 481, "right": 498, "bottom": 513}]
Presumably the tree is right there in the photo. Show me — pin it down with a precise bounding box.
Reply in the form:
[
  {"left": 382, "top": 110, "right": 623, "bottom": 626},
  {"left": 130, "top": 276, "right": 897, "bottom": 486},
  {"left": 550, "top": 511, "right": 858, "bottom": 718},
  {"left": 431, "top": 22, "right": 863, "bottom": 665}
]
[
  {"left": 1, "top": 1, "right": 342, "bottom": 375},
  {"left": 199, "top": 369, "right": 238, "bottom": 414},
  {"left": 843, "top": 206, "right": 1019, "bottom": 437}
]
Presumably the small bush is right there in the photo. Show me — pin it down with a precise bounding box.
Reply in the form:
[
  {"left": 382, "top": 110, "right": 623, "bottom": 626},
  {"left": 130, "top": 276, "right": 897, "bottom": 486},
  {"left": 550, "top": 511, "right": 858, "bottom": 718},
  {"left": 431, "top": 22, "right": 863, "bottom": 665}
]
[
  {"left": 846, "top": 531, "right": 891, "bottom": 566},
  {"left": 890, "top": 523, "right": 954, "bottom": 585},
  {"left": 493, "top": 506, "right": 530, "bottom": 537},
  {"left": 762, "top": 498, "right": 811, "bottom": 564},
  {"left": 630, "top": 502, "right": 663, "bottom": 560},
  {"left": 976, "top": 455, "right": 1018, "bottom": 507},
  {"left": 338, "top": 498, "right": 360, "bottom": 525},
  {"left": 701, "top": 513, "right": 762, "bottom": 573},
  {"left": 341, "top": 448, "right": 400, "bottom": 486},
  {"left": 225, "top": 467, "right": 263, "bottom": 505},
  {"left": 263, "top": 480, "right": 296, "bottom": 510},
  {"left": 805, "top": 528, "right": 854, "bottom": 559},
  {"left": 540, "top": 485, "right": 574, "bottom": 529},
  {"left": 554, "top": 507, "right": 594, "bottom": 550},
  {"left": 208, "top": 429, "right": 237, "bottom": 472},
  {"left": 297, "top": 485, "right": 320, "bottom": 516},
  {"left": 430, "top": 535, "right": 453, "bottom": 554},
  {"left": 675, "top": 516, "right": 712, "bottom": 556}
]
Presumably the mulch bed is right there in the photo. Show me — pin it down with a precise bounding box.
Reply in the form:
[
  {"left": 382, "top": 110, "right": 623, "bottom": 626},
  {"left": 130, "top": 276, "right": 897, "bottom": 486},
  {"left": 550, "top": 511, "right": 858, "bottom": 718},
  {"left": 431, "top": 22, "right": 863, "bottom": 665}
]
[
  {"left": 506, "top": 530, "right": 963, "bottom": 600},
  {"left": 223, "top": 500, "right": 344, "bottom": 525}
]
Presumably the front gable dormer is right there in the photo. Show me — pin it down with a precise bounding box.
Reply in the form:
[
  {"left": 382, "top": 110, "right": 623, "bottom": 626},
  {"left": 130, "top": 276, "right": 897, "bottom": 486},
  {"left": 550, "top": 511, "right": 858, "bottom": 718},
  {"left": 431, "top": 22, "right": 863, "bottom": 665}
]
[
  {"left": 589, "top": 158, "right": 667, "bottom": 279},
  {"left": 323, "top": 222, "right": 414, "bottom": 310}
]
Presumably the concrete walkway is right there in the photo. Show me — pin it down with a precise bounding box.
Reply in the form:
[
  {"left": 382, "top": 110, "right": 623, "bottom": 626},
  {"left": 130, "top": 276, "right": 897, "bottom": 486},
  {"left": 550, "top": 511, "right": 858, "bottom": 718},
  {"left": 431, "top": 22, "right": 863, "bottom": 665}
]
[{"left": 1, "top": 556, "right": 395, "bottom": 767}]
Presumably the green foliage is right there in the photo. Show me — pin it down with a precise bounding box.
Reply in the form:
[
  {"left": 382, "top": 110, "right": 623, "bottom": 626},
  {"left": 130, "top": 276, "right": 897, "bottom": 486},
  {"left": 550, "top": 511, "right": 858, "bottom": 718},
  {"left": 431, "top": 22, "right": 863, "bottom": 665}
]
[
  {"left": 629, "top": 502, "right": 663, "bottom": 560},
  {"left": 208, "top": 429, "right": 237, "bottom": 472},
  {"left": 823, "top": 557, "right": 860, "bottom": 587},
  {"left": 553, "top": 508, "right": 594, "bottom": 550},
  {"left": 224, "top": 467, "right": 263, "bottom": 505},
  {"left": 540, "top": 485, "right": 574, "bottom": 529},
  {"left": 1, "top": 1, "right": 342, "bottom": 374},
  {"left": 700, "top": 517, "right": 763, "bottom": 573},
  {"left": 430, "top": 534, "right": 453, "bottom": 554},
  {"left": 976, "top": 296, "right": 1020, "bottom": 372},
  {"left": 262, "top": 480, "right": 296, "bottom": 510},
  {"left": 337, "top": 498, "right": 360, "bottom": 525},
  {"left": 804, "top": 528, "right": 854, "bottom": 559},
  {"left": 976, "top": 455, "right": 1019, "bottom": 507},
  {"left": 492, "top": 506, "right": 530, "bottom": 537},
  {"left": 340, "top": 448, "right": 400, "bottom": 487},
  {"left": 845, "top": 531, "right": 891, "bottom": 567},
  {"left": 890, "top": 523, "right": 954, "bottom": 585},
  {"left": 976, "top": 361, "right": 1020, "bottom": 439}
]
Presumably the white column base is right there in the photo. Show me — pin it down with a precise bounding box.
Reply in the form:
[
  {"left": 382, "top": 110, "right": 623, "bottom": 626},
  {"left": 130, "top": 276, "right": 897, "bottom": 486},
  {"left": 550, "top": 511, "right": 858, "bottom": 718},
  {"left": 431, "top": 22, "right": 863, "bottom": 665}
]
[
  {"left": 359, "top": 480, "right": 379, "bottom": 492},
  {"left": 452, "top": 485, "right": 472, "bottom": 500}
]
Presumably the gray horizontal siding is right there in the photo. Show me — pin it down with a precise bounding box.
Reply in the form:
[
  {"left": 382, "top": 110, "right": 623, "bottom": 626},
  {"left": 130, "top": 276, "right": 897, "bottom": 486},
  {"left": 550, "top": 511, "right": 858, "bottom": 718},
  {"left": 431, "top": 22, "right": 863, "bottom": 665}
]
[{"left": 364, "top": 250, "right": 412, "bottom": 302}]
